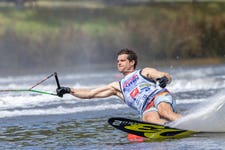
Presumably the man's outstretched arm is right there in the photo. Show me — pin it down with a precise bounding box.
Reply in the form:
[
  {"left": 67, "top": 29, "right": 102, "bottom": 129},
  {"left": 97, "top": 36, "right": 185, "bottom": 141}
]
[{"left": 56, "top": 81, "right": 123, "bottom": 99}]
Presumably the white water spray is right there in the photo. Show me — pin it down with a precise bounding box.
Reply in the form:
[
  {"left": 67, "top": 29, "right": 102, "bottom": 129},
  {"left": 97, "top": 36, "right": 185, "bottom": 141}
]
[{"left": 172, "top": 91, "right": 225, "bottom": 132}]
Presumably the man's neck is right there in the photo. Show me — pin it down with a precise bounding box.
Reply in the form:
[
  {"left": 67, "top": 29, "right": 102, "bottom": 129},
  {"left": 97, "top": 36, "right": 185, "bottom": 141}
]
[{"left": 123, "top": 69, "right": 135, "bottom": 76}]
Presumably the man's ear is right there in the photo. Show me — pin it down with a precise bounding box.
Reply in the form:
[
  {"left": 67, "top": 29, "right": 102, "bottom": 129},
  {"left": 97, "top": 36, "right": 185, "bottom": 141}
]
[{"left": 130, "top": 60, "right": 135, "bottom": 66}]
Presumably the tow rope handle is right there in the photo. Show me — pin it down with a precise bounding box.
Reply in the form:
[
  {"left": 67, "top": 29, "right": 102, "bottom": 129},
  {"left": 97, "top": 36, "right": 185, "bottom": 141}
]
[{"left": 54, "top": 72, "right": 61, "bottom": 89}]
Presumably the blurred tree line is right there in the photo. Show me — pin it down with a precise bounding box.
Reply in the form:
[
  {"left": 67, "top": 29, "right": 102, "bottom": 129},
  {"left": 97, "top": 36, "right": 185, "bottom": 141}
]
[{"left": 0, "top": 1, "right": 224, "bottom": 74}]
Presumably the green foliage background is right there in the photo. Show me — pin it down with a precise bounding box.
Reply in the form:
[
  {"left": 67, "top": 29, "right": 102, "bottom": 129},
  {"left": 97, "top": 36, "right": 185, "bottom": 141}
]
[{"left": 0, "top": 1, "right": 224, "bottom": 74}]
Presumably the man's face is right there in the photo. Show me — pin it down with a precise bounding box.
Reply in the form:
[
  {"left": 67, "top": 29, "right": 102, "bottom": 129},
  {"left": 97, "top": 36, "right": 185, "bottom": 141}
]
[{"left": 117, "top": 54, "right": 134, "bottom": 74}]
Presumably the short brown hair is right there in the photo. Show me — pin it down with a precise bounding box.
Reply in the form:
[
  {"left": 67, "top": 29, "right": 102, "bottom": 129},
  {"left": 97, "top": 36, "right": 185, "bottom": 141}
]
[{"left": 117, "top": 48, "right": 138, "bottom": 69}]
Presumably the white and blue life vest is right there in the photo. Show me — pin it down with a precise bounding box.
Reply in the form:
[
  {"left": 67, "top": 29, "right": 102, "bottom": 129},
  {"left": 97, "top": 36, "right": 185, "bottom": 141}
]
[{"left": 120, "top": 70, "right": 164, "bottom": 115}]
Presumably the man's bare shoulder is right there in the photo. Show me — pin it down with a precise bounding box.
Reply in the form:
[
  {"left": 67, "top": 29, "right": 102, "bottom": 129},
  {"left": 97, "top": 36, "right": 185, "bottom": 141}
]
[
  {"left": 141, "top": 67, "right": 157, "bottom": 75},
  {"left": 142, "top": 67, "right": 172, "bottom": 82},
  {"left": 108, "top": 81, "right": 123, "bottom": 99},
  {"left": 109, "top": 81, "right": 120, "bottom": 90}
]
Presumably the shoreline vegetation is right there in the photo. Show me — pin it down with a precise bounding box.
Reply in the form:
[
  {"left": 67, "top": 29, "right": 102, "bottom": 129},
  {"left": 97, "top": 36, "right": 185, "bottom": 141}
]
[{"left": 0, "top": 0, "right": 224, "bottom": 75}]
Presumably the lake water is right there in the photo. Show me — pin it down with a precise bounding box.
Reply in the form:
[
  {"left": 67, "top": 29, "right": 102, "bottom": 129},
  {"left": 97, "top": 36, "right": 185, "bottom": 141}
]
[{"left": 0, "top": 64, "right": 225, "bottom": 149}]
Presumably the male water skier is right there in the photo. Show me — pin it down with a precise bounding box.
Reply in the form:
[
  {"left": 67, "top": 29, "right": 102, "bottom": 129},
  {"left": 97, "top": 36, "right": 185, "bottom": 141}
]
[{"left": 56, "top": 48, "right": 181, "bottom": 125}]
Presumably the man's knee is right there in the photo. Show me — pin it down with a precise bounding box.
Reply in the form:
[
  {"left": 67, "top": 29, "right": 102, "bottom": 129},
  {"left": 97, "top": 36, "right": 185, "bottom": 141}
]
[{"left": 143, "top": 111, "right": 158, "bottom": 121}]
